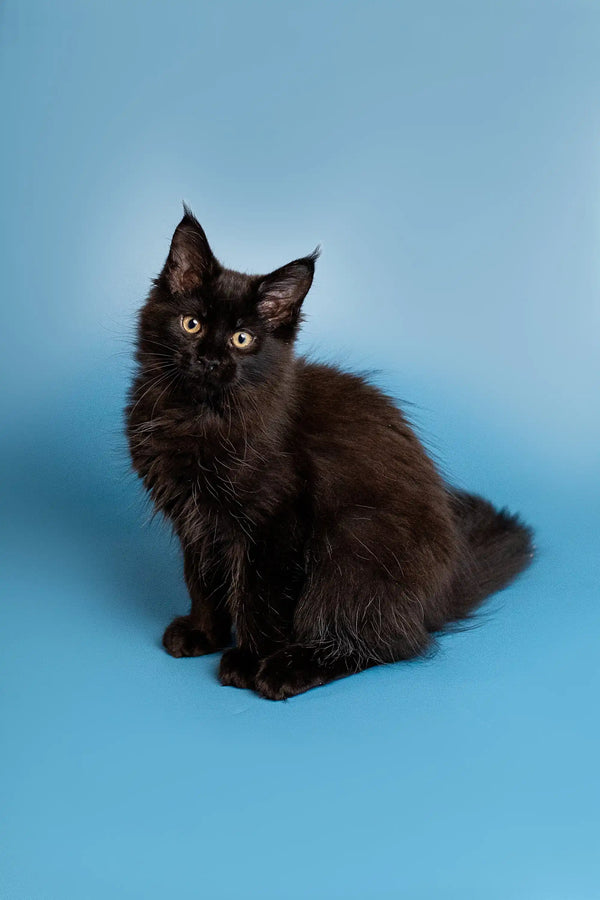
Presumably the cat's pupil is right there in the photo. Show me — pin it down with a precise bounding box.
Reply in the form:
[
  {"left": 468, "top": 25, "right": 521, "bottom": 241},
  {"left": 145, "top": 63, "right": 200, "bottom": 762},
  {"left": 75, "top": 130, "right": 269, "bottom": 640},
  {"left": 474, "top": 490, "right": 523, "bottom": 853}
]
[{"left": 238, "top": 334, "right": 246, "bottom": 343}]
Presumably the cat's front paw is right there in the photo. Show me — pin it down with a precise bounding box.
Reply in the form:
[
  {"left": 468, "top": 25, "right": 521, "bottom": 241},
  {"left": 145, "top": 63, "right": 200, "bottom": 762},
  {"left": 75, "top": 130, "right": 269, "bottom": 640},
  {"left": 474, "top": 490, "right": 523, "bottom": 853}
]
[
  {"left": 162, "top": 616, "right": 219, "bottom": 658},
  {"left": 255, "top": 647, "right": 327, "bottom": 701},
  {"left": 218, "top": 647, "right": 260, "bottom": 690}
]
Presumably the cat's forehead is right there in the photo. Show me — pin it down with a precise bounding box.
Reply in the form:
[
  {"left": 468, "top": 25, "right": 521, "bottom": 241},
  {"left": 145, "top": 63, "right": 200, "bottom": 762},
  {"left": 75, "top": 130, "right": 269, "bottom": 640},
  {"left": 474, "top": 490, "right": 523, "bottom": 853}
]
[{"left": 200, "top": 267, "right": 256, "bottom": 318}]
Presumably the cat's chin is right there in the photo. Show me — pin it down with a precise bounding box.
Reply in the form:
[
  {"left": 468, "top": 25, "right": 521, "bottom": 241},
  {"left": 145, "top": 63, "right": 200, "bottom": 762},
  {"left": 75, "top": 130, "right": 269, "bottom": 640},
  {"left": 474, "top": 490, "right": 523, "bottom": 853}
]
[{"left": 183, "top": 380, "right": 235, "bottom": 412}]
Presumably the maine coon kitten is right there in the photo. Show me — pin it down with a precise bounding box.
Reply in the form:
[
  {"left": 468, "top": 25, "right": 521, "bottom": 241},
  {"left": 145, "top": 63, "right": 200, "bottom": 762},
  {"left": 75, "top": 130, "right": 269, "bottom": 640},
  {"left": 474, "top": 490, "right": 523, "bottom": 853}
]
[{"left": 126, "top": 207, "right": 534, "bottom": 700}]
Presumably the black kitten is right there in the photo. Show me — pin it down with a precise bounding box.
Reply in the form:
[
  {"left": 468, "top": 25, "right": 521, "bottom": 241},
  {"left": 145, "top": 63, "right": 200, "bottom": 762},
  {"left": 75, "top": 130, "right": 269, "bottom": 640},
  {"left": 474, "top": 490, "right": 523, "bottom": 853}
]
[{"left": 126, "top": 207, "right": 534, "bottom": 700}]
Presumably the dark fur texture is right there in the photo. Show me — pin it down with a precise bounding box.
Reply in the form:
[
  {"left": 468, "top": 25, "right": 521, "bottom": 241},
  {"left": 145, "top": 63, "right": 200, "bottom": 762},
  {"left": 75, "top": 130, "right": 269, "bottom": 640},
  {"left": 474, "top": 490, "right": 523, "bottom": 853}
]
[{"left": 126, "top": 208, "right": 534, "bottom": 700}]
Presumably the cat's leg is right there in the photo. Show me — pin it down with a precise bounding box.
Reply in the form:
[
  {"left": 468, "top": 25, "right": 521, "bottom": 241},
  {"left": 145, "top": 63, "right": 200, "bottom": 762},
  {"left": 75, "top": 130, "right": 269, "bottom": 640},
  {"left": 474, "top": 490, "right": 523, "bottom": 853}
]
[
  {"left": 218, "top": 600, "right": 288, "bottom": 690},
  {"left": 219, "top": 524, "right": 300, "bottom": 689},
  {"left": 218, "top": 559, "right": 296, "bottom": 690},
  {"left": 163, "top": 543, "right": 232, "bottom": 657}
]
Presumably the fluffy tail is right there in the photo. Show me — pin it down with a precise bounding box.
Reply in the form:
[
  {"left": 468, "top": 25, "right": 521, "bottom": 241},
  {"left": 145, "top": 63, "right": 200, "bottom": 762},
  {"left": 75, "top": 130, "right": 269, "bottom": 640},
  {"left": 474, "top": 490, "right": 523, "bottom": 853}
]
[{"left": 445, "top": 489, "right": 535, "bottom": 622}]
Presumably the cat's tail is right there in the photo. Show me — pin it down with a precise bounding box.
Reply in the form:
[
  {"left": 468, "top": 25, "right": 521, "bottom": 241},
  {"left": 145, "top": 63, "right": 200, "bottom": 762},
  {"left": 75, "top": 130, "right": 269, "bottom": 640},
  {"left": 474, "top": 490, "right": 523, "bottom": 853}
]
[{"left": 444, "top": 489, "right": 535, "bottom": 622}]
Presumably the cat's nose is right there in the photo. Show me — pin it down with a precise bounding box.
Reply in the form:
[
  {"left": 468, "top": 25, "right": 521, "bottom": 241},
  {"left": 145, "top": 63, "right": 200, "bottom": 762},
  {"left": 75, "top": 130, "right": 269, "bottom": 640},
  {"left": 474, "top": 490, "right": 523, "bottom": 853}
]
[{"left": 202, "top": 358, "right": 221, "bottom": 373}]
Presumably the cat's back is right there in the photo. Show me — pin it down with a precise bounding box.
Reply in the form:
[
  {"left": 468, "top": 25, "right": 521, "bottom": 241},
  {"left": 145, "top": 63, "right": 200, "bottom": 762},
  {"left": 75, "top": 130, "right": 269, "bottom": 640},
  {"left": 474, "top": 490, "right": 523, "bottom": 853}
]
[
  {"left": 295, "top": 358, "right": 406, "bottom": 437},
  {"left": 293, "top": 360, "right": 456, "bottom": 565},
  {"left": 293, "top": 358, "right": 428, "bottom": 473}
]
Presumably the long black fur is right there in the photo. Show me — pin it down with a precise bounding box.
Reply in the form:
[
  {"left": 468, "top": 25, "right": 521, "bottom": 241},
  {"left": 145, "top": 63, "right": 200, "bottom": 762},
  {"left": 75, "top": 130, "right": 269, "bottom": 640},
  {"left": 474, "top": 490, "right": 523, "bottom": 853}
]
[{"left": 126, "top": 209, "right": 534, "bottom": 700}]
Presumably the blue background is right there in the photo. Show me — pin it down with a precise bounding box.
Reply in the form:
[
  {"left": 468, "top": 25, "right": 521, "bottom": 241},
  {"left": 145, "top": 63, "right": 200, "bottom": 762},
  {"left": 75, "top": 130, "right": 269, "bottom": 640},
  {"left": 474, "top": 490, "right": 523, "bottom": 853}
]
[{"left": 1, "top": 2, "right": 599, "bottom": 897}]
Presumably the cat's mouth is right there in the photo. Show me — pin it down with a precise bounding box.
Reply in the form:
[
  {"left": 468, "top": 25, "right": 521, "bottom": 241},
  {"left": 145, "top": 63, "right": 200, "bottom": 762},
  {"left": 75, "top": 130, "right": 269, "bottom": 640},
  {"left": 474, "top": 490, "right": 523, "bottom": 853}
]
[
  {"left": 201, "top": 371, "right": 236, "bottom": 392},
  {"left": 182, "top": 370, "right": 236, "bottom": 405},
  {"left": 181, "top": 361, "right": 236, "bottom": 390}
]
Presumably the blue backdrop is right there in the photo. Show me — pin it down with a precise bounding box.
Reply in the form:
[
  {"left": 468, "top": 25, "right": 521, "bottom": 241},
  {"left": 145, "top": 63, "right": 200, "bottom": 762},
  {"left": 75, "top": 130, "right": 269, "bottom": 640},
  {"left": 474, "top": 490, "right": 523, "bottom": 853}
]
[{"left": 1, "top": 2, "right": 599, "bottom": 898}]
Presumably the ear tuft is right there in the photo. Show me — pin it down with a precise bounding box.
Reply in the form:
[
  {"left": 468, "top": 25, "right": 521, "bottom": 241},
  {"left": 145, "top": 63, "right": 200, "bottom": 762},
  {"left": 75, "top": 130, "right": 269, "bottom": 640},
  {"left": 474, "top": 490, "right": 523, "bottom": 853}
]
[
  {"left": 257, "top": 250, "right": 319, "bottom": 332},
  {"left": 182, "top": 200, "right": 195, "bottom": 219},
  {"left": 163, "top": 206, "right": 216, "bottom": 294}
]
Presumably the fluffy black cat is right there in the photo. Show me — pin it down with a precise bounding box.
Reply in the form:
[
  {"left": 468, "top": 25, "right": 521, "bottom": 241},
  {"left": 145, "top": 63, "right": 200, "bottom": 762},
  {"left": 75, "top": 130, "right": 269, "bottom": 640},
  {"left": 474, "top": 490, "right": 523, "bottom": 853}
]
[{"left": 126, "top": 207, "right": 534, "bottom": 700}]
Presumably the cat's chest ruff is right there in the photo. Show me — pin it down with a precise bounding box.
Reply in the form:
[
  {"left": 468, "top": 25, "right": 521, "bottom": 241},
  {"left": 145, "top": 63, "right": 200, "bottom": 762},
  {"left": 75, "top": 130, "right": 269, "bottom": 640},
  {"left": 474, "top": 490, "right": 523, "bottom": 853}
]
[
  {"left": 141, "top": 424, "right": 251, "bottom": 512},
  {"left": 129, "top": 398, "right": 278, "bottom": 524}
]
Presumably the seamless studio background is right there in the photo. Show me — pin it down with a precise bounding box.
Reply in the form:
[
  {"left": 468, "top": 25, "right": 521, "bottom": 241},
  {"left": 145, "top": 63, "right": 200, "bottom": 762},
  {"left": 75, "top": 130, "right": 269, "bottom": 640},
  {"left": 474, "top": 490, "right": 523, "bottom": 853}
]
[{"left": 1, "top": 2, "right": 599, "bottom": 898}]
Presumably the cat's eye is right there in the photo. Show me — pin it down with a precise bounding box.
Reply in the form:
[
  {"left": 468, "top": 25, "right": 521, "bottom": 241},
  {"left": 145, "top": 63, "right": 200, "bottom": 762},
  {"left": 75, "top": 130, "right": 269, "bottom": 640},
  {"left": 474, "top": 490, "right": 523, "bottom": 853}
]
[
  {"left": 231, "top": 330, "right": 255, "bottom": 350},
  {"left": 181, "top": 315, "right": 203, "bottom": 335}
]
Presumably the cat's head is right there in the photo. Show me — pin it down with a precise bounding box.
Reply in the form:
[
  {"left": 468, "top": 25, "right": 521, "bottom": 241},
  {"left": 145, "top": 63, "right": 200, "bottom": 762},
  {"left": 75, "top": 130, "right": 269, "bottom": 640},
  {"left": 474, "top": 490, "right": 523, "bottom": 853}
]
[{"left": 137, "top": 207, "right": 318, "bottom": 399}]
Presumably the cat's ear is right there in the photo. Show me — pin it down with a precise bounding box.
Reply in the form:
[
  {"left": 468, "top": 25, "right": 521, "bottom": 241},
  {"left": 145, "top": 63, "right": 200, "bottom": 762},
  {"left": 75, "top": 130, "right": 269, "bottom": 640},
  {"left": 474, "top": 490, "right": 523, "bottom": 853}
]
[
  {"left": 256, "top": 248, "right": 319, "bottom": 331},
  {"left": 163, "top": 205, "right": 216, "bottom": 294}
]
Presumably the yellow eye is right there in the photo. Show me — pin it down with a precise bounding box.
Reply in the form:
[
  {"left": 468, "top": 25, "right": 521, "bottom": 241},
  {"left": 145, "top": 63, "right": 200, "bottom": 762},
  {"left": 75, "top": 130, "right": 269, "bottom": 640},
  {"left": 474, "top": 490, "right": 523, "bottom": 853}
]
[
  {"left": 231, "top": 330, "right": 255, "bottom": 350},
  {"left": 181, "top": 315, "right": 203, "bottom": 334}
]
